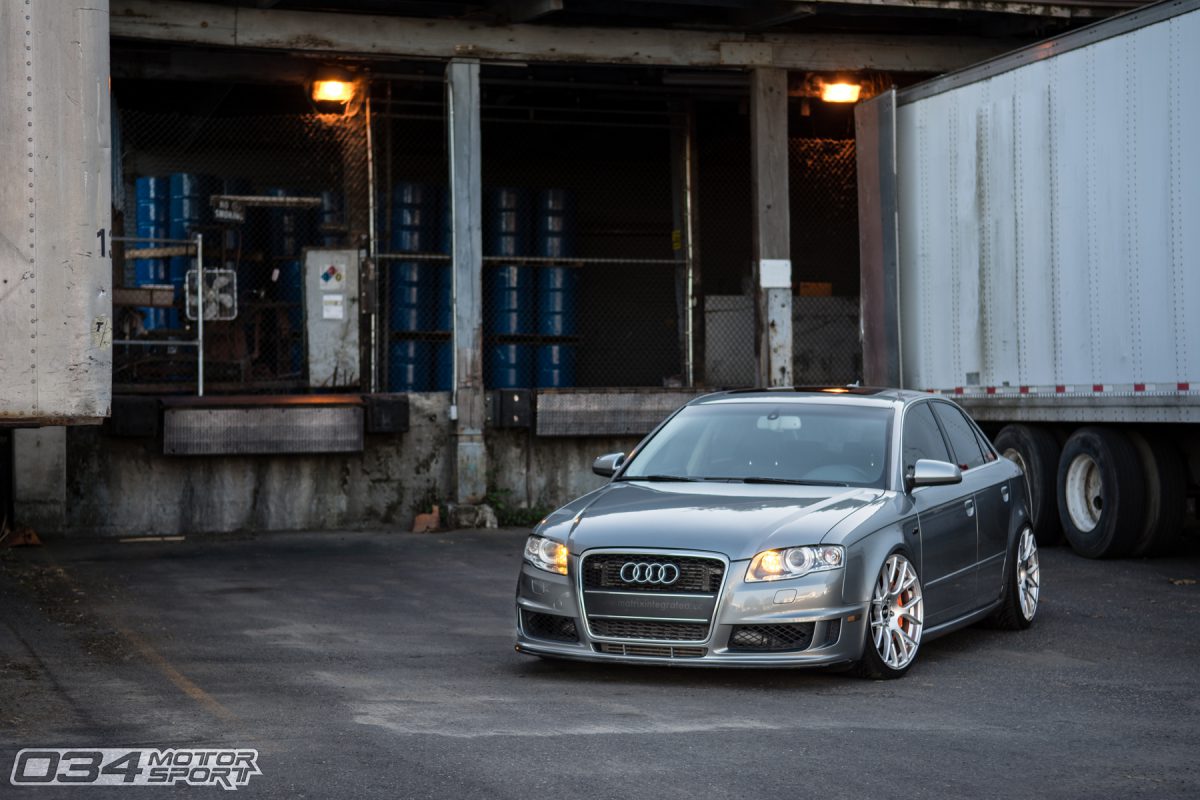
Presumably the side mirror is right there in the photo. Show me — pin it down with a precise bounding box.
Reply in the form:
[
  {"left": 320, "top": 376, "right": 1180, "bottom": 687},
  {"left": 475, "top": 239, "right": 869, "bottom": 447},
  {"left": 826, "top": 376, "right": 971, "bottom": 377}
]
[
  {"left": 907, "top": 458, "right": 962, "bottom": 491},
  {"left": 592, "top": 452, "right": 626, "bottom": 478}
]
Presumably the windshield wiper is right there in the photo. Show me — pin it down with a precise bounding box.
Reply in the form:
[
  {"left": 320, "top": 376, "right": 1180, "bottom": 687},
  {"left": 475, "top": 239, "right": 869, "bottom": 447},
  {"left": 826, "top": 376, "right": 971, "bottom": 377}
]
[
  {"left": 724, "top": 477, "right": 851, "bottom": 487},
  {"left": 617, "top": 474, "right": 703, "bottom": 482}
]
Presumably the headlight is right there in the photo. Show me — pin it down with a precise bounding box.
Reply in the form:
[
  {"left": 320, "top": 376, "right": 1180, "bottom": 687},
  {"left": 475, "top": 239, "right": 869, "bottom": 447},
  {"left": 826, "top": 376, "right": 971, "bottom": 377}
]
[
  {"left": 746, "top": 545, "right": 844, "bottom": 582},
  {"left": 524, "top": 535, "right": 569, "bottom": 575}
]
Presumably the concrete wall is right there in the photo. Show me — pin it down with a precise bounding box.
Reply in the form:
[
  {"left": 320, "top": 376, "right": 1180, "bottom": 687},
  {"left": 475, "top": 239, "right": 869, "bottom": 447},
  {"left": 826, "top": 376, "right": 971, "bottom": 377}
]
[{"left": 55, "top": 393, "right": 641, "bottom": 537}]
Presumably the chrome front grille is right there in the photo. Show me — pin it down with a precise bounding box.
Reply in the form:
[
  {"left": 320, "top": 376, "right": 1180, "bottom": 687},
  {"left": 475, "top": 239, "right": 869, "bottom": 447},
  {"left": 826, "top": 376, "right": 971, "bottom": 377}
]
[
  {"left": 581, "top": 553, "right": 724, "bottom": 593},
  {"left": 580, "top": 551, "right": 726, "bottom": 646}
]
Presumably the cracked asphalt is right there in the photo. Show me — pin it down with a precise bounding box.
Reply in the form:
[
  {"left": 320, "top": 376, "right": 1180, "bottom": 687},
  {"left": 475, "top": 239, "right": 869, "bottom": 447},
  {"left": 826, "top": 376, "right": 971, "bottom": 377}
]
[{"left": 1, "top": 528, "right": 1198, "bottom": 798}]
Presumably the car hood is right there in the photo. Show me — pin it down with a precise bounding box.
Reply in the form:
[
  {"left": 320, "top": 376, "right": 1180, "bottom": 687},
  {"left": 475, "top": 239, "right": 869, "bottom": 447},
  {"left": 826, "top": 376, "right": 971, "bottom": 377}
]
[{"left": 549, "top": 481, "right": 886, "bottom": 561}]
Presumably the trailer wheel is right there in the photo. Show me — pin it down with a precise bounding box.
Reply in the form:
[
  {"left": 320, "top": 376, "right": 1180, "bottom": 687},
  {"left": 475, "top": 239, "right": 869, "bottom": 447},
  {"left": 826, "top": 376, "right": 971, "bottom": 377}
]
[
  {"left": 1057, "top": 427, "right": 1145, "bottom": 558},
  {"left": 995, "top": 424, "right": 1062, "bottom": 546},
  {"left": 1128, "top": 431, "right": 1187, "bottom": 557}
]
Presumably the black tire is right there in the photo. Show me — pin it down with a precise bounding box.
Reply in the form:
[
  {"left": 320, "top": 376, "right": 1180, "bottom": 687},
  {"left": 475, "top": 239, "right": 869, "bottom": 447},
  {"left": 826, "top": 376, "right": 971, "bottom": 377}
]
[
  {"left": 1056, "top": 427, "right": 1146, "bottom": 558},
  {"left": 994, "top": 424, "right": 1063, "bottom": 546},
  {"left": 986, "top": 527, "right": 1038, "bottom": 631},
  {"left": 1127, "top": 431, "right": 1187, "bottom": 557},
  {"left": 855, "top": 552, "right": 921, "bottom": 680}
]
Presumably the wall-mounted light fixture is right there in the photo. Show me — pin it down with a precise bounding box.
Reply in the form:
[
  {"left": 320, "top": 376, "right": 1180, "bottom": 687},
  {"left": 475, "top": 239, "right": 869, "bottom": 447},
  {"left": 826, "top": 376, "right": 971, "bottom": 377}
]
[
  {"left": 312, "top": 79, "right": 355, "bottom": 104},
  {"left": 819, "top": 82, "right": 862, "bottom": 104},
  {"left": 789, "top": 73, "right": 877, "bottom": 105}
]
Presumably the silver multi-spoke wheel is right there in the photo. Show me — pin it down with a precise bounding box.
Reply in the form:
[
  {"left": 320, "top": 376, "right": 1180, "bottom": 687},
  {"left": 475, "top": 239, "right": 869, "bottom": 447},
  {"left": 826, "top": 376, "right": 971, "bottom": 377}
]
[
  {"left": 1016, "top": 528, "right": 1040, "bottom": 621},
  {"left": 870, "top": 554, "right": 923, "bottom": 671}
]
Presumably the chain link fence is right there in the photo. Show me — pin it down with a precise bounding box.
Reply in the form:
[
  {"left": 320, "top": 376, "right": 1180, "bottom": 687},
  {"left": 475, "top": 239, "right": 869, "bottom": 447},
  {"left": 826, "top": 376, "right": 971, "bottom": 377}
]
[
  {"left": 111, "top": 69, "right": 863, "bottom": 395},
  {"left": 112, "top": 85, "right": 368, "bottom": 394},
  {"left": 789, "top": 138, "right": 862, "bottom": 384}
]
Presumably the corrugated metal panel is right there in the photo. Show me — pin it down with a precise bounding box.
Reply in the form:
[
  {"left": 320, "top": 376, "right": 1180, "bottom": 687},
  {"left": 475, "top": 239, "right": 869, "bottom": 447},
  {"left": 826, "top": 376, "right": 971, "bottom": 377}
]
[
  {"left": 536, "top": 391, "right": 701, "bottom": 437},
  {"left": 0, "top": 1, "right": 112, "bottom": 423},
  {"left": 163, "top": 407, "right": 364, "bottom": 455},
  {"left": 896, "top": 2, "right": 1200, "bottom": 393}
]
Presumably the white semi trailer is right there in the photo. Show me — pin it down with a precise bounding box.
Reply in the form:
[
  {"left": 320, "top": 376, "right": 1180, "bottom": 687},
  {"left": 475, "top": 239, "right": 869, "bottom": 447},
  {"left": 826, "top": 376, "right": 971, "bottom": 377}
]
[
  {"left": 0, "top": 0, "right": 112, "bottom": 425},
  {"left": 856, "top": 0, "right": 1199, "bottom": 558}
]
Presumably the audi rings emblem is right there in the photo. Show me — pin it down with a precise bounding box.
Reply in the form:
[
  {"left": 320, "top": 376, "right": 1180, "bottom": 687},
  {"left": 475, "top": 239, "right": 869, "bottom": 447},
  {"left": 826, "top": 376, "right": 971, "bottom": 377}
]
[{"left": 619, "top": 562, "right": 680, "bottom": 585}]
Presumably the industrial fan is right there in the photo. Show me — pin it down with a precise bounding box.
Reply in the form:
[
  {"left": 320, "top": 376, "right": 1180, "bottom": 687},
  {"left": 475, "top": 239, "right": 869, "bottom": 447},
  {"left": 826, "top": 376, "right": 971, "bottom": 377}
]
[{"left": 185, "top": 268, "right": 238, "bottom": 321}]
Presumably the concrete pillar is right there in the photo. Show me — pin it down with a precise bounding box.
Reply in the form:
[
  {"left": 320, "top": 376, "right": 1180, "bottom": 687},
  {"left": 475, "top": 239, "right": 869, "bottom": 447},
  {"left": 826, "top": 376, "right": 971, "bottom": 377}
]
[
  {"left": 751, "top": 67, "right": 793, "bottom": 387},
  {"left": 446, "top": 59, "right": 487, "bottom": 504},
  {"left": 12, "top": 427, "right": 67, "bottom": 535}
]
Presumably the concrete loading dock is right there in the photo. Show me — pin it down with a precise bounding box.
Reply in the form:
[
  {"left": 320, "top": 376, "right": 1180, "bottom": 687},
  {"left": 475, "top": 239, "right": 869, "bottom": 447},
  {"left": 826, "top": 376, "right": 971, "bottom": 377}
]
[{"left": 6, "top": 0, "right": 1154, "bottom": 538}]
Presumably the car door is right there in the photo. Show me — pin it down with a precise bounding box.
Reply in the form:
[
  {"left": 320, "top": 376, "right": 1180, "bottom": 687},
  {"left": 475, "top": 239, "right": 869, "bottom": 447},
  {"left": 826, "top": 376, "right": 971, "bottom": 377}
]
[
  {"left": 901, "top": 402, "right": 977, "bottom": 627},
  {"left": 931, "top": 401, "right": 1008, "bottom": 605}
]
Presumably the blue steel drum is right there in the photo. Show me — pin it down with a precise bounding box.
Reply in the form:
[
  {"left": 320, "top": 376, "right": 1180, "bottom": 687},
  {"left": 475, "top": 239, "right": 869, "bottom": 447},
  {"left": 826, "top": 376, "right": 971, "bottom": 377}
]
[
  {"left": 168, "top": 172, "right": 218, "bottom": 200},
  {"left": 135, "top": 200, "right": 168, "bottom": 223},
  {"left": 389, "top": 340, "right": 432, "bottom": 392},
  {"left": 390, "top": 261, "right": 431, "bottom": 332},
  {"left": 534, "top": 188, "right": 575, "bottom": 259},
  {"left": 488, "top": 344, "right": 532, "bottom": 389},
  {"left": 485, "top": 187, "right": 529, "bottom": 257},
  {"left": 133, "top": 178, "right": 168, "bottom": 328},
  {"left": 536, "top": 344, "right": 577, "bottom": 389},
  {"left": 168, "top": 195, "right": 208, "bottom": 221},
  {"left": 487, "top": 264, "right": 533, "bottom": 335},
  {"left": 536, "top": 266, "right": 579, "bottom": 337},
  {"left": 433, "top": 342, "right": 453, "bottom": 391},
  {"left": 135, "top": 176, "right": 168, "bottom": 203},
  {"left": 391, "top": 182, "right": 432, "bottom": 254}
]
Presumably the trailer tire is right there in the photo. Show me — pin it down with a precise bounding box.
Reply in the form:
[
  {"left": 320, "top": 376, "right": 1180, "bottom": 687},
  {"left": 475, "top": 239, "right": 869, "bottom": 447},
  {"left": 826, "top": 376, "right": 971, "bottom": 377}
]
[
  {"left": 995, "top": 424, "right": 1063, "bottom": 546},
  {"left": 1057, "top": 427, "right": 1145, "bottom": 559},
  {"left": 1128, "top": 431, "right": 1187, "bottom": 557}
]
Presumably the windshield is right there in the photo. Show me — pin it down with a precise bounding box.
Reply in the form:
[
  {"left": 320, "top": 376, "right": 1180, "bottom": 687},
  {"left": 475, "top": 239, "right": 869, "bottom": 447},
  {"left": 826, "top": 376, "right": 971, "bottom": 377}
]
[{"left": 619, "top": 402, "right": 892, "bottom": 489}]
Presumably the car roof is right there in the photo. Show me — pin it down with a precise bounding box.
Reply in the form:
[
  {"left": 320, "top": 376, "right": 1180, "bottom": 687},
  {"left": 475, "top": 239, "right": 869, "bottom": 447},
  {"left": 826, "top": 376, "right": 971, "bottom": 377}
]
[{"left": 689, "top": 386, "right": 931, "bottom": 408}]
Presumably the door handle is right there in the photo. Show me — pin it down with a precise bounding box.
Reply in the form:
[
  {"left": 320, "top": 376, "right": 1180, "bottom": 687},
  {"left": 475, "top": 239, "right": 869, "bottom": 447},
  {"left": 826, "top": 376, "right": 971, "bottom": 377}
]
[
  {"left": 1001, "top": 485, "right": 1010, "bottom": 503},
  {"left": 964, "top": 499, "right": 975, "bottom": 517}
]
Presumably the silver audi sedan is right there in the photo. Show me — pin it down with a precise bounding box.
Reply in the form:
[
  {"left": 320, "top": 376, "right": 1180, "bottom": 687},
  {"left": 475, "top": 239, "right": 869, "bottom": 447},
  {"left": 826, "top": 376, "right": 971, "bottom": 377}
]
[{"left": 514, "top": 388, "right": 1040, "bottom": 678}]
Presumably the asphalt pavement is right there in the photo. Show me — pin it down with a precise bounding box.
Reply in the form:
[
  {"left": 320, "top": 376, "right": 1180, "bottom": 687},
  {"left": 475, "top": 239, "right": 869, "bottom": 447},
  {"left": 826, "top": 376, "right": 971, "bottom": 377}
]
[{"left": 1, "top": 528, "right": 1198, "bottom": 799}]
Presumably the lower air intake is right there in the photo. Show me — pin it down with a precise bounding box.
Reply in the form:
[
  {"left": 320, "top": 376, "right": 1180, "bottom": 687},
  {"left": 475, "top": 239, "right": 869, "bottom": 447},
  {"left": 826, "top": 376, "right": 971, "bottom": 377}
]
[
  {"left": 728, "top": 623, "right": 815, "bottom": 652},
  {"left": 521, "top": 610, "right": 579, "bottom": 643}
]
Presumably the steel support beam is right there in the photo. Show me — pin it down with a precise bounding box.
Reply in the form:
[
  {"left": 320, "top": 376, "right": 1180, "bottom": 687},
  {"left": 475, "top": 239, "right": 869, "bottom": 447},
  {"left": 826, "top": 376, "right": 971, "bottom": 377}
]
[
  {"left": 447, "top": 58, "right": 486, "bottom": 505},
  {"left": 751, "top": 68, "right": 792, "bottom": 388},
  {"left": 109, "top": 1, "right": 1016, "bottom": 73}
]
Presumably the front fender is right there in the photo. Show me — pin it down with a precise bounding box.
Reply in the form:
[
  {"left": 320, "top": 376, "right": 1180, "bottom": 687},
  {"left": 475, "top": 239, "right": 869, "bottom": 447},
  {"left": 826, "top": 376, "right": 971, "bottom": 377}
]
[{"left": 841, "top": 521, "right": 917, "bottom": 605}]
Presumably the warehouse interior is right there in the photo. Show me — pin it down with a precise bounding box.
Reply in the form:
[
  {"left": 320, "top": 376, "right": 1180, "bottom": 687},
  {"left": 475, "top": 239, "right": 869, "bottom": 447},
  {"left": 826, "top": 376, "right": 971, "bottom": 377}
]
[{"left": 109, "top": 51, "right": 889, "bottom": 395}]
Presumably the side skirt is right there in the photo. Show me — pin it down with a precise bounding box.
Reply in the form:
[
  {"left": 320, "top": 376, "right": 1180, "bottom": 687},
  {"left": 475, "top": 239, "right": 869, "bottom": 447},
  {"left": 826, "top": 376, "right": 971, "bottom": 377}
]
[{"left": 921, "top": 599, "right": 1002, "bottom": 642}]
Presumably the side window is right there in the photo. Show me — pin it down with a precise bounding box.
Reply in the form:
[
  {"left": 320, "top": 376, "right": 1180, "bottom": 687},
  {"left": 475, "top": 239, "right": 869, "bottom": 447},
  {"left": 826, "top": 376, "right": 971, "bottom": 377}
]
[
  {"left": 973, "top": 425, "right": 998, "bottom": 462},
  {"left": 932, "top": 402, "right": 986, "bottom": 470},
  {"left": 901, "top": 404, "right": 950, "bottom": 473}
]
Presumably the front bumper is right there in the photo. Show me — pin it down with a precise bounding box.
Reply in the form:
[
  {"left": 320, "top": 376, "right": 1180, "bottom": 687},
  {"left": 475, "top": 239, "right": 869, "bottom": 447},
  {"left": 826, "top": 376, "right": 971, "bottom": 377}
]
[{"left": 514, "top": 556, "right": 870, "bottom": 668}]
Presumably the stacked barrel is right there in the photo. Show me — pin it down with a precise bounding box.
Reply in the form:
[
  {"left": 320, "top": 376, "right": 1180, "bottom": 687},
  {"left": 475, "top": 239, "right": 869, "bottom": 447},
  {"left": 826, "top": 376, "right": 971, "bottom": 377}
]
[
  {"left": 485, "top": 188, "right": 534, "bottom": 388},
  {"left": 534, "top": 189, "right": 577, "bottom": 388},
  {"left": 434, "top": 191, "right": 454, "bottom": 390},
  {"left": 133, "top": 177, "right": 169, "bottom": 329},
  {"left": 168, "top": 174, "right": 218, "bottom": 329},
  {"left": 388, "top": 182, "right": 437, "bottom": 392},
  {"left": 481, "top": 187, "right": 578, "bottom": 389}
]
